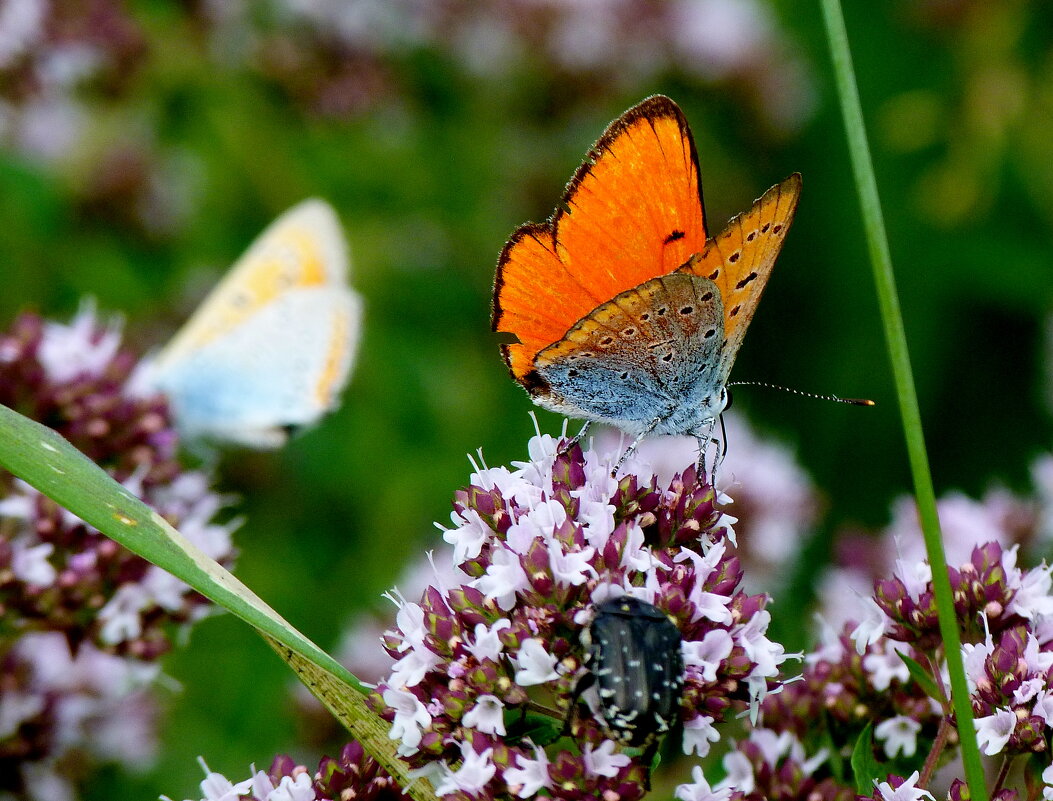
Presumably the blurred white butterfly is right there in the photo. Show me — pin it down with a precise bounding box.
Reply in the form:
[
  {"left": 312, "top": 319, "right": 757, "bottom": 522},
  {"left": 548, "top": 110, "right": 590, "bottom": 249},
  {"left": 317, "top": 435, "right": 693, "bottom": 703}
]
[{"left": 141, "top": 199, "right": 362, "bottom": 448}]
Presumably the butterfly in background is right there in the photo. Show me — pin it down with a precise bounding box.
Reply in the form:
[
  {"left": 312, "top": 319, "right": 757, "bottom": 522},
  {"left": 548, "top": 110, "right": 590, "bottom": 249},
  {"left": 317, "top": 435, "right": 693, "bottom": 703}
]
[
  {"left": 492, "top": 95, "right": 801, "bottom": 472},
  {"left": 141, "top": 199, "right": 362, "bottom": 448}
]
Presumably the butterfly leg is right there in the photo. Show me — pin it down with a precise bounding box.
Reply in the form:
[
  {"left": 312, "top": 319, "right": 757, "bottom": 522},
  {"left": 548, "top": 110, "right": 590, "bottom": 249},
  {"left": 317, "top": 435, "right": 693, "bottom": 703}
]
[
  {"left": 558, "top": 420, "right": 592, "bottom": 456},
  {"left": 611, "top": 417, "right": 663, "bottom": 477},
  {"left": 693, "top": 416, "right": 725, "bottom": 485}
]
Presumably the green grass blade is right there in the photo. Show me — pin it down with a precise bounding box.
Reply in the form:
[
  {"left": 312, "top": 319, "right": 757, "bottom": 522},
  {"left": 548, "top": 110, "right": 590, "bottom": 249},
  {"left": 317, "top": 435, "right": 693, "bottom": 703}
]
[
  {"left": 818, "top": 1, "right": 987, "bottom": 797},
  {"left": 0, "top": 402, "right": 356, "bottom": 688},
  {"left": 264, "top": 636, "right": 436, "bottom": 800},
  {"left": 0, "top": 403, "right": 436, "bottom": 798}
]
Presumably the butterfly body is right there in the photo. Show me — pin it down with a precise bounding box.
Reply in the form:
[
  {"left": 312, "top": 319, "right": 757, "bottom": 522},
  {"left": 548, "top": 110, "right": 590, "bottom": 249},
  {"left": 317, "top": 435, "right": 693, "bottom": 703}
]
[
  {"left": 493, "top": 96, "right": 800, "bottom": 448},
  {"left": 144, "top": 199, "right": 361, "bottom": 448}
]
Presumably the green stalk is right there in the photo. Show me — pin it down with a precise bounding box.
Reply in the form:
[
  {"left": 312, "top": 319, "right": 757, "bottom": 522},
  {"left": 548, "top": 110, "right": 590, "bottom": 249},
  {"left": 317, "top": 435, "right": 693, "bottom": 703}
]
[{"left": 817, "top": 1, "right": 988, "bottom": 797}]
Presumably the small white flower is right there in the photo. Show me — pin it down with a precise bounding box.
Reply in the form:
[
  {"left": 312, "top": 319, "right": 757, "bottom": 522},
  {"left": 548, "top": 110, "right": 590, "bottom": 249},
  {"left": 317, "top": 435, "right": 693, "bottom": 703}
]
[
  {"left": 462, "top": 694, "right": 506, "bottom": 735},
  {"left": 717, "top": 749, "right": 754, "bottom": 794},
  {"left": 682, "top": 714, "right": 720, "bottom": 757},
  {"left": 434, "top": 741, "right": 496, "bottom": 796},
  {"left": 875, "top": 770, "right": 934, "bottom": 801},
  {"left": 466, "top": 619, "right": 511, "bottom": 662},
  {"left": 473, "top": 547, "right": 529, "bottom": 610},
  {"left": 1042, "top": 764, "right": 1053, "bottom": 801},
  {"left": 504, "top": 742, "right": 551, "bottom": 798},
  {"left": 383, "top": 688, "right": 431, "bottom": 755},
  {"left": 618, "top": 522, "right": 654, "bottom": 572},
  {"left": 749, "top": 728, "right": 798, "bottom": 765},
  {"left": 390, "top": 594, "right": 427, "bottom": 649},
  {"left": 1005, "top": 550, "right": 1053, "bottom": 620},
  {"left": 250, "top": 770, "right": 276, "bottom": 799},
  {"left": 578, "top": 498, "right": 616, "bottom": 545},
  {"left": 38, "top": 304, "right": 122, "bottom": 383},
  {"left": 974, "top": 707, "right": 1016, "bottom": 755},
  {"left": 675, "top": 545, "right": 734, "bottom": 624},
  {"left": 388, "top": 643, "right": 442, "bottom": 689},
  {"left": 961, "top": 626, "right": 995, "bottom": 691},
  {"left": 10, "top": 537, "right": 56, "bottom": 586},
  {"left": 1023, "top": 632, "right": 1053, "bottom": 674},
  {"left": 97, "top": 583, "right": 149, "bottom": 644},
  {"left": 514, "top": 638, "right": 559, "bottom": 686},
  {"left": 874, "top": 715, "right": 921, "bottom": 758},
  {"left": 852, "top": 597, "right": 890, "bottom": 654},
  {"left": 737, "top": 610, "right": 786, "bottom": 681},
  {"left": 548, "top": 541, "right": 596, "bottom": 586},
  {"left": 443, "top": 509, "right": 490, "bottom": 564},
  {"left": 506, "top": 499, "right": 567, "bottom": 552},
  {"left": 582, "top": 740, "right": 630, "bottom": 777},
  {"left": 195, "top": 759, "right": 254, "bottom": 801},
  {"left": 676, "top": 765, "right": 732, "bottom": 801},
  {"left": 683, "top": 629, "right": 734, "bottom": 683},
  {"left": 894, "top": 558, "right": 932, "bottom": 601},
  {"left": 1033, "top": 688, "right": 1053, "bottom": 725},
  {"left": 266, "top": 773, "right": 314, "bottom": 801},
  {"left": 1013, "top": 677, "right": 1044, "bottom": 705},
  {"left": 863, "top": 644, "right": 911, "bottom": 691}
]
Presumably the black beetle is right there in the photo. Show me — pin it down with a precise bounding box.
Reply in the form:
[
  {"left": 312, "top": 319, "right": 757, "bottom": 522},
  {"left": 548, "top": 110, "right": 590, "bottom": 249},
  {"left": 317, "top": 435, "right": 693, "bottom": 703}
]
[{"left": 577, "top": 595, "right": 685, "bottom": 754}]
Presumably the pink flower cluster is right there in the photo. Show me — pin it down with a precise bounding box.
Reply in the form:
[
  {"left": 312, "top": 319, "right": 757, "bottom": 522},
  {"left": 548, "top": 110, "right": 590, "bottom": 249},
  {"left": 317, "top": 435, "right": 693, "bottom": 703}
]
[
  {"left": 370, "top": 433, "right": 787, "bottom": 799},
  {"left": 167, "top": 745, "right": 408, "bottom": 801},
  {"left": 0, "top": 306, "right": 235, "bottom": 800},
  {"left": 0, "top": 308, "right": 237, "bottom": 657}
]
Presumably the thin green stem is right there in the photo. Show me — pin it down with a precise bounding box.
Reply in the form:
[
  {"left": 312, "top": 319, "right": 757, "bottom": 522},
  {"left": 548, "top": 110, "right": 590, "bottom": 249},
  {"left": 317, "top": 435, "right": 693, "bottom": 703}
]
[{"left": 817, "top": 2, "right": 987, "bottom": 799}]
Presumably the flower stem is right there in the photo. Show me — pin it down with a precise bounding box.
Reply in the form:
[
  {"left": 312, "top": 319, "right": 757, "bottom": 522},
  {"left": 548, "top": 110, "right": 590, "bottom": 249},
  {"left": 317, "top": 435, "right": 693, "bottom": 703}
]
[
  {"left": 924, "top": 652, "right": 950, "bottom": 709},
  {"left": 919, "top": 716, "right": 952, "bottom": 787},
  {"left": 993, "top": 756, "right": 1014, "bottom": 795},
  {"left": 816, "top": 2, "right": 987, "bottom": 800}
]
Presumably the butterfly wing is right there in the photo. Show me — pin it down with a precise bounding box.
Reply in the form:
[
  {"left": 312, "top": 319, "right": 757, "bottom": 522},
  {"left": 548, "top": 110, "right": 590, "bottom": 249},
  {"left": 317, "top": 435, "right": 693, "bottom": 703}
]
[
  {"left": 148, "top": 199, "right": 360, "bottom": 447},
  {"left": 153, "top": 289, "right": 360, "bottom": 447},
  {"left": 679, "top": 173, "right": 801, "bottom": 379},
  {"left": 493, "top": 95, "right": 707, "bottom": 387},
  {"left": 533, "top": 273, "right": 725, "bottom": 433}
]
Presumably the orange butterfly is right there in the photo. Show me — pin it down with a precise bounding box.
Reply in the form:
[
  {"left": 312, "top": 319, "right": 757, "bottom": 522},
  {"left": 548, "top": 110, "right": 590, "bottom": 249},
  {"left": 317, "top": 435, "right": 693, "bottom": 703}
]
[{"left": 492, "top": 95, "right": 801, "bottom": 467}]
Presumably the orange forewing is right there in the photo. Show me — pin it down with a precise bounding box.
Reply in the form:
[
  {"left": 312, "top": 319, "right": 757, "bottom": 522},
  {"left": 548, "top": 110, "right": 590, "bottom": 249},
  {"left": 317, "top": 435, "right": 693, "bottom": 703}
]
[
  {"left": 493, "top": 96, "right": 707, "bottom": 382},
  {"left": 679, "top": 173, "right": 801, "bottom": 365}
]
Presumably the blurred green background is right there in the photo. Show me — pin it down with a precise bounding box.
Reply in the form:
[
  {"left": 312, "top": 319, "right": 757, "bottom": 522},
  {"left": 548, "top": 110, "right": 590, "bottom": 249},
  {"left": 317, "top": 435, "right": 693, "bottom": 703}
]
[{"left": 1, "top": 0, "right": 1051, "bottom": 797}]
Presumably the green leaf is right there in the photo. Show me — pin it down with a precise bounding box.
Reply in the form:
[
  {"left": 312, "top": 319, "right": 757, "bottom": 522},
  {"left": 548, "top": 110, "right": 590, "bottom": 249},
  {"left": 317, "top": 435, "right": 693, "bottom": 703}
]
[
  {"left": 897, "top": 652, "right": 943, "bottom": 704},
  {"left": 264, "top": 636, "right": 435, "bottom": 800},
  {"left": 508, "top": 712, "right": 564, "bottom": 746},
  {"left": 0, "top": 403, "right": 351, "bottom": 685},
  {"left": 850, "top": 722, "right": 884, "bottom": 795},
  {"left": 0, "top": 403, "right": 435, "bottom": 800}
]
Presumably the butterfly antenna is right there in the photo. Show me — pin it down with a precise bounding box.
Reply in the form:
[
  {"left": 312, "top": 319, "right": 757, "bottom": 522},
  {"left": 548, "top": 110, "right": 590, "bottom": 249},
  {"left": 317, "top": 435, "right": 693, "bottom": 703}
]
[{"left": 727, "top": 381, "right": 875, "bottom": 407}]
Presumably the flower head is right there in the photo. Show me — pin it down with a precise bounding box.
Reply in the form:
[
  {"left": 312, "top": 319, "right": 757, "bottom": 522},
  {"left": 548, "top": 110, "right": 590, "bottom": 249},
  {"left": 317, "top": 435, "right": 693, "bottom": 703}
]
[
  {"left": 0, "top": 308, "right": 237, "bottom": 657},
  {"left": 0, "top": 307, "right": 236, "bottom": 797},
  {"left": 371, "top": 433, "right": 786, "bottom": 799}
]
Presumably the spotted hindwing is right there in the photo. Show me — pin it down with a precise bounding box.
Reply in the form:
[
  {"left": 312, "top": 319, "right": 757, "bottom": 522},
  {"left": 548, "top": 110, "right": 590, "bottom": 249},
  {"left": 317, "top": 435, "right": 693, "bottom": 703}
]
[{"left": 533, "top": 273, "right": 724, "bottom": 429}]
